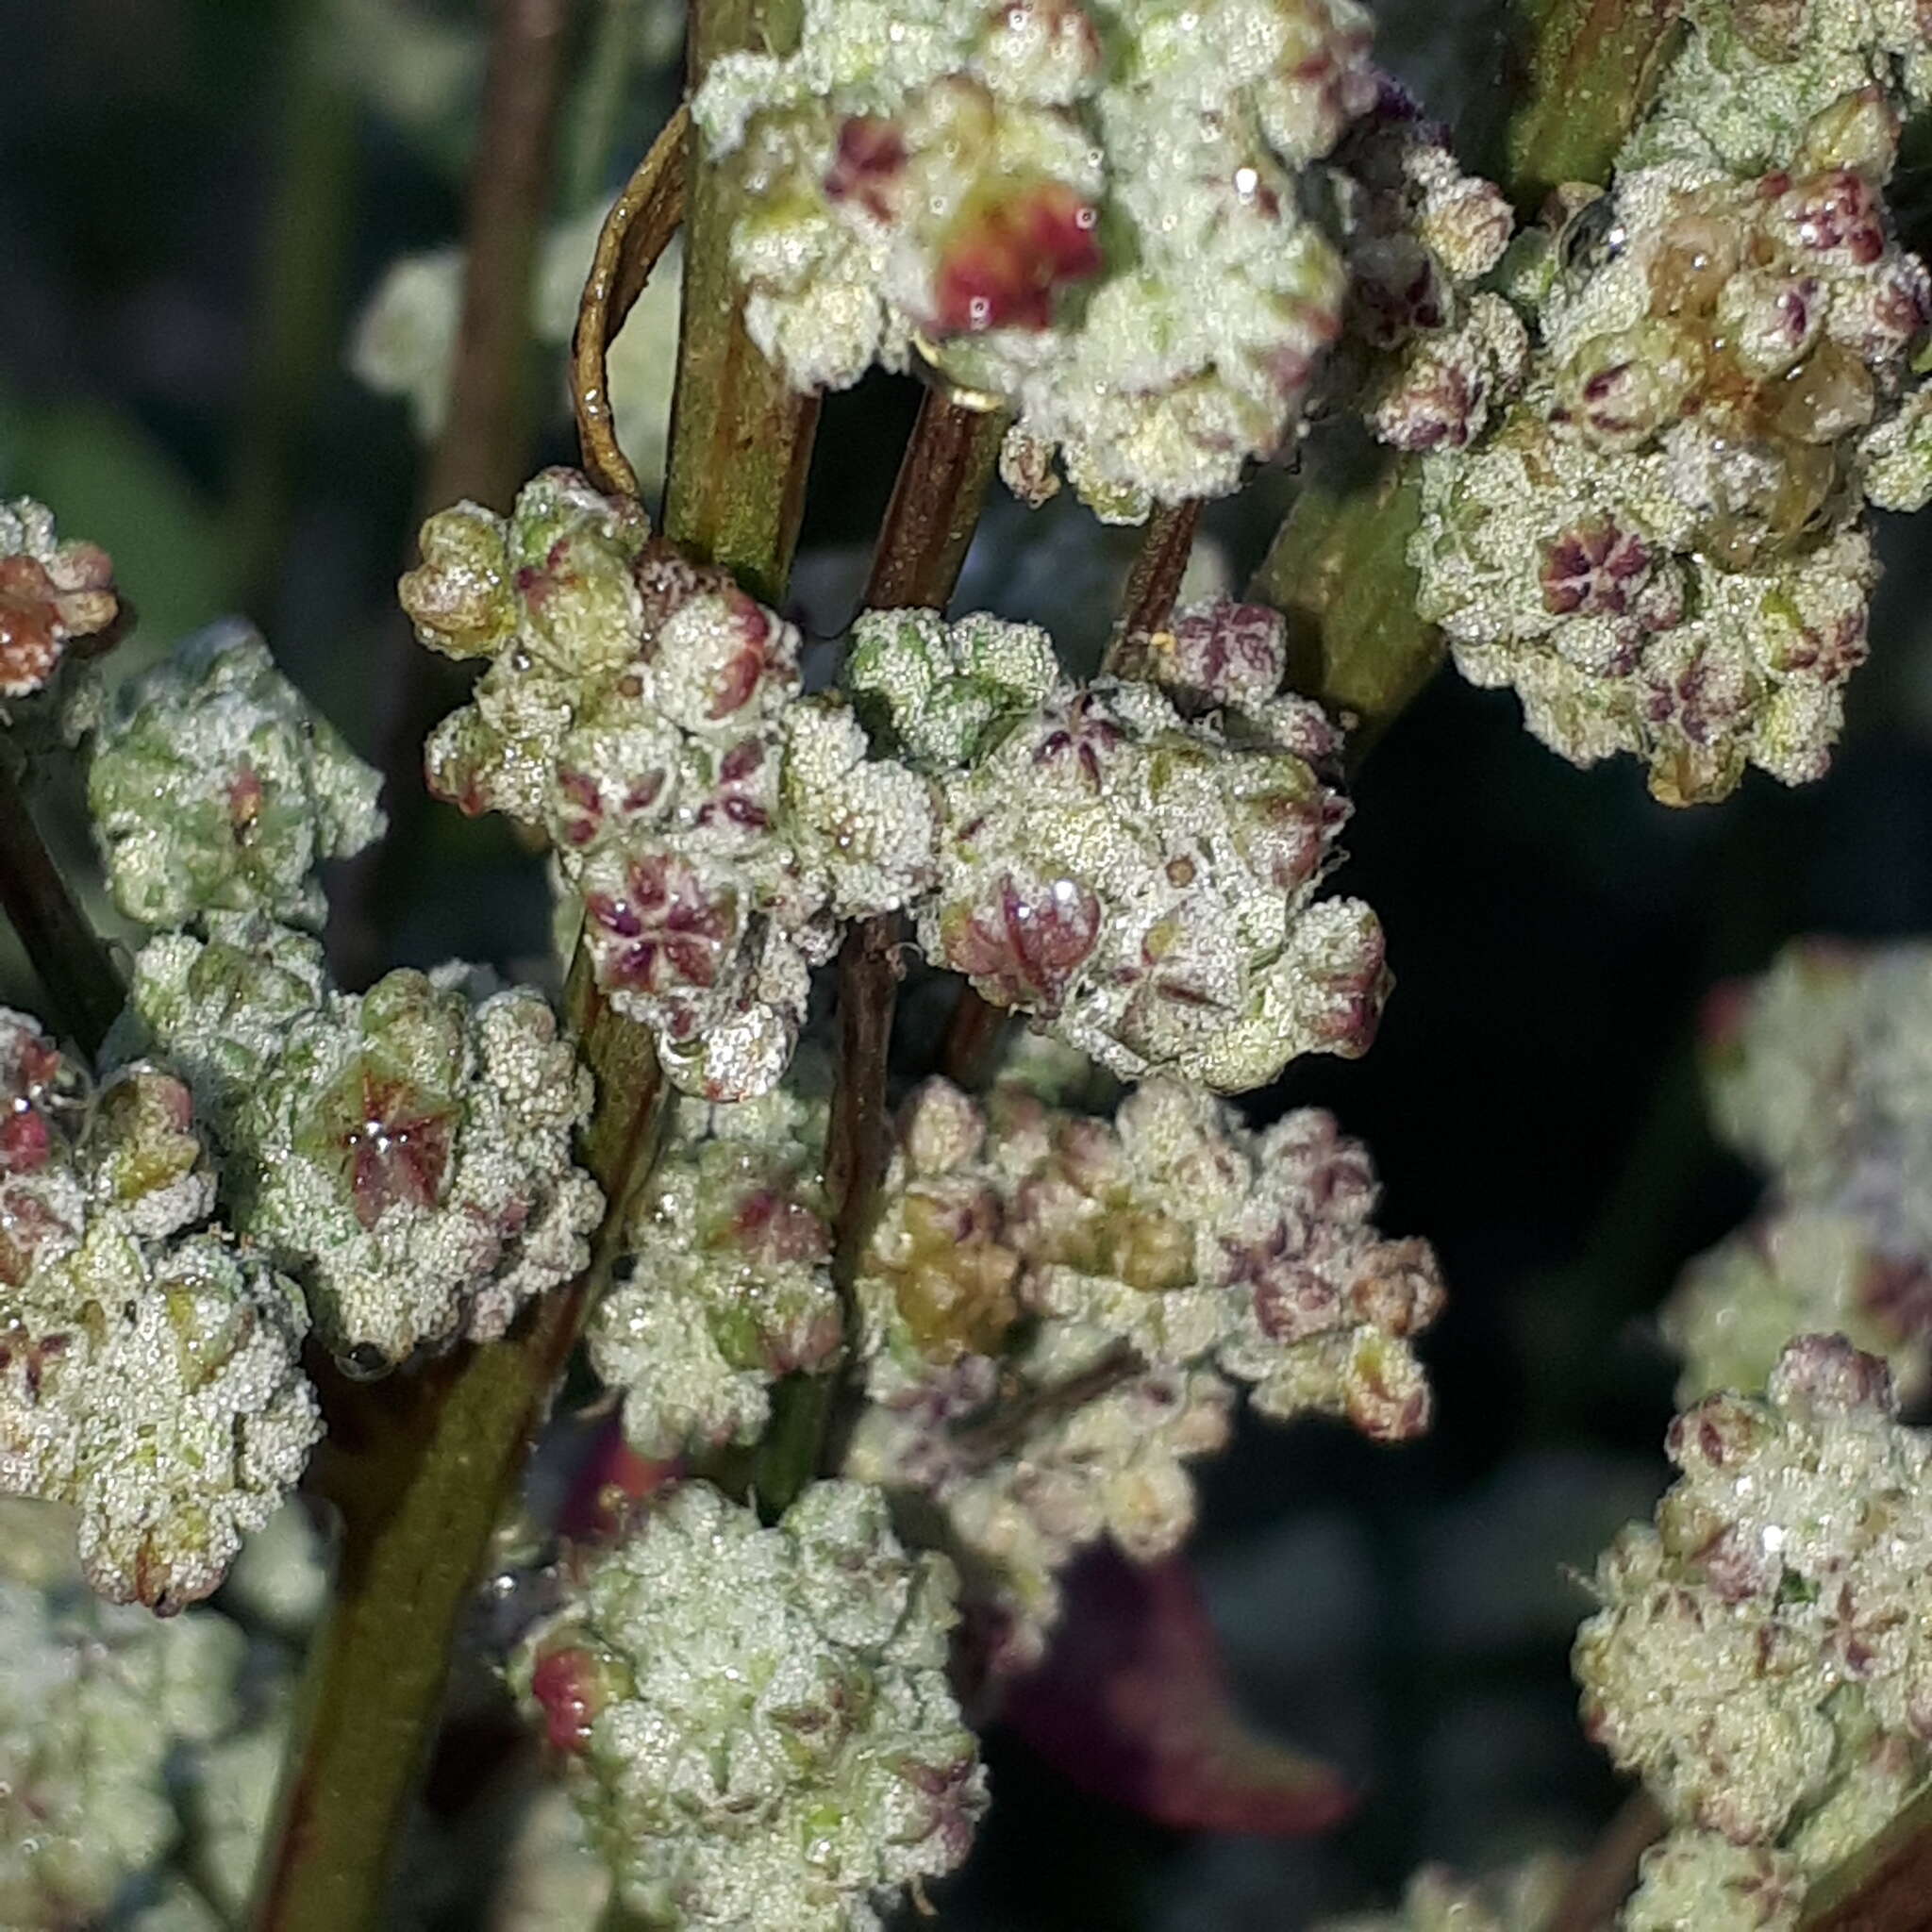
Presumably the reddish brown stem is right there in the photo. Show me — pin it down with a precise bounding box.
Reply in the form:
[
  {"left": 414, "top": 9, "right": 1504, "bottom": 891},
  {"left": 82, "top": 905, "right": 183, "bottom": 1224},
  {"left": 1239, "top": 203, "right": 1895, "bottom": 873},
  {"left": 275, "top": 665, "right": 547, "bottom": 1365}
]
[
  {"left": 1547, "top": 1792, "right": 1665, "bottom": 1932},
  {"left": 1105, "top": 498, "right": 1202, "bottom": 670},
  {"left": 332, "top": 0, "right": 573, "bottom": 987},
  {"left": 753, "top": 388, "right": 1005, "bottom": 1513},
  {"left": 862, "top": 387, "right": 1009, "bottom": 612}
]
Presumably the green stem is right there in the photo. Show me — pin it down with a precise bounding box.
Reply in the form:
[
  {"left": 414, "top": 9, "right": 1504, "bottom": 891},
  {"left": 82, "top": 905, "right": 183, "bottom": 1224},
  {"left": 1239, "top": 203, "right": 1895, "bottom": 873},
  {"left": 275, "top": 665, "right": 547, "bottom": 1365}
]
[
  {"left": 1803, "top": 1778, "right": 1932, "bottom": 1929},
  {"left": 248, "top": 1017, "right": 666, "bottom": 1932},
  {"left": 1251, "top": 441, "right": 1441, "bottom": 766},
  {"left": 257, "top": 0, "right": 841, "bottom": 1904},
  {"left": 226, "top": 0, "right": 358, "bottom": 619},
  {"left": 0, "top": 757, "right": 125, "bottom": 1058},
  {"left": 659, "top": 0, "right": 819, "bottom": 598}
]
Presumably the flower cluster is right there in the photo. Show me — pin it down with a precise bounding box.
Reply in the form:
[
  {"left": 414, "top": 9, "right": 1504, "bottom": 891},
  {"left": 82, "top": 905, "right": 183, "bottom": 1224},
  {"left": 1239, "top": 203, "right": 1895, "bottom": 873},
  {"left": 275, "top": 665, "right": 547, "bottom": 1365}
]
[
  {"left": 1574, "top": 1334, "right": 1932, "bottom": 1929},
  {"left": 123, "top": 932, "right": 600, "bottom": 1373},
  {"left": 1407, "top": 0, "right": 1932, "bottom": 802},
  {"left": 511, "top": 1479, "right": 986, "bottom": 1930},
  {"left": 403, "top": 468, "right": 935, "bottom": 1099},
  {"left": 1315, "top": 1856, "right": 1572, "bottom": 1931},
  {"left": 89, "top": 622, "right": 386, "bottom": 931},
  {"left": 845, "top": 602, "right": 1388, "bottom": 1090},
  {"left": 843, "top": 1066, "right": 1442, "bottom": 1668},
  {"left": 587, "top": 1063, "right": 842, "bottom": 1459},
  {"left": 1332, "top": 84, "right": 1524, "bottom": 454},
  {"left": 0, "top": 496, "right": 119, "bottom": 704},
  {"left": 0, "top": 1011, "right": 319, "bottom": 1611},
  {"left": 693, "top": 0, "right": 1374, "bottom": 514},
  {"left": 0, "top": 1502, "right": 249, "bottom": 1927},
  {"left": 1663, "top": 941, "right": 1932, "bottom": 1401}
]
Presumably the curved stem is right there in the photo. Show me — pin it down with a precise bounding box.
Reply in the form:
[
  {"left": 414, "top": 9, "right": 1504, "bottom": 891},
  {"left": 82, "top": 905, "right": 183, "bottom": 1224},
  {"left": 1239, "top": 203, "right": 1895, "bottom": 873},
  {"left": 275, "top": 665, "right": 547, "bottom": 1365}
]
[{"left": 752, "top": 388, "right": 1007, "bottom": 1517}]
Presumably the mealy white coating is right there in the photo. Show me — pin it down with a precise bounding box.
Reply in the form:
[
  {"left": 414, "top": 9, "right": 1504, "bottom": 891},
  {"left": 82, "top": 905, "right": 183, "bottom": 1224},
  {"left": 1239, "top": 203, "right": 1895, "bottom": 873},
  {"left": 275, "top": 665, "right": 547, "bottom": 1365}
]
[
  {"left": 510, "top": 1479, "right": 987, "bottom": 1929},
  {"left": 1405, "top": 0, "right": 1932, "bottom": 803},
  {"left": 1574, "top": 1335, "right": 1932, "bottom": 1924},
  {"left": 0, "top": 1507, "right": 246, "bottom": 1925},
  {"left": 122, "top": 927, "right": 601, "bottom": 1371},
  {"left": 694, "top": 0, "right": 1374, "bottom": 510},
  {"left": 844, "top": 605, "right": 1389, "bottom": 1091},
  {"left": 89, "top": 621, "right": 386, "bottom": 931},
  {"left": 403, "top": 469, "right": 937, "bottom": 1101},
  {"left": 1669, "top": 941, "right": 1932, "bottom": 1399},
  {"left": 0, "top": 1011, "right": 320, "bottom": 1611}
]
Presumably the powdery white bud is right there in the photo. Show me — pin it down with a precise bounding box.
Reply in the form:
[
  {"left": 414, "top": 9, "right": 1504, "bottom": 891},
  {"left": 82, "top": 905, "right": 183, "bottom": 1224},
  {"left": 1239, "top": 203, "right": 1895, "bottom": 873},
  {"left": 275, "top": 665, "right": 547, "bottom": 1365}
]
[
  {"left": 844, "top": 1068, "right": 1441, "bottom": 1669},
  {"left": 90, "top": 621, "right": 385, "bottom": 931},
  {"left": 1371, "top": 292, "right": 1528, "bottom": 454},
  {"left": 843, "top": 1353, "right": 1233, "bottom": 1673},
  {"left": 113, "top": 915, "right": 331, "bottom": 1123},
  {"left": 0, "top": 1011, "right": 318, "bottom": 1612},
  {"left": 1703, "top": 940, "right": 1932, "bottom": 1196},
  {"left": 1619, "top": 1833, "right": 1807, "bottom": 1932},
  {"left": 0, "top": 497, "right": 120, "bottom": 703},
  {"left": 1663, "top": 1206, "right": 1924, "bottom": 1404},
  {"left": 0, "top": 1549, "right": 246, "bottom": 1925},
  {"left": 1407, "top": 14, "right": 1932, "bottom": 804},
  {"left": 1111, "top": 599, "right": 1292, "bottom": 718},
  {"left": 225, "top": 967, "right": 602, "bottom": 1371},
  {"left": 589, "top": 1090, "right": 841, "bottom": 1460},
  {"left": 1574, "top": 1335, "right": 1932, "bottom": 1894},
  {"left": 510, "top": 1479, "right": 986, "bottom": 1928},
  {"left": 848, "top": 609, "right": 1386, "bottom": 1090},
  {"left": 693, "top": 0, "right": 1370, "bottom": 509},
  {"left": 1684, "top": 941, "right": 1932, "bottom": 1393},
  {"left": 1314, "top": 1855, "right": 1573, "bottom": 1931},
  {"left": 406, "top": 471, "right": 937, "bottom": 1101},
  {"left": 2, "top": 1224, "right": 321, "bottom": 1612}
]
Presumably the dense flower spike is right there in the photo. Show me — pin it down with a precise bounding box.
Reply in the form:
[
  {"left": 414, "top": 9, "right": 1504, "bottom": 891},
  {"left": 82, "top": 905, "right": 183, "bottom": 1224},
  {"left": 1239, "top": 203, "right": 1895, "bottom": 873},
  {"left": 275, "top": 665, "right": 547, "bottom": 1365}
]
[
  {"left": 510, "top": 1480, "right": 986, "bottom": 1929},
  {"left": 89, "top": 623, "right": 386, "bottom": 930},
  {"left": 1663, "top": 941, "right": 1932, "bottom": 1399},
  {"left": 403, "top": 469, "right": 935, "bottom": 1099},
  {"left": 123, "top": 938, "right": 601, "bottom": 1371},
  {"left": 1574, "top": 1335, "right": 1932, "bottom": 1929},
  {"left": 0, "top": 1012, "right": 319, "bottom": 1610},
  {"left": 588, "top": 1068, "right": 842, "bottom": 1459},
  {"left": 0, "top": 496, "right": 119, "bottom": 702},
  {"left": 1315, "top": 1857, "right": 1572, "bottom": 1930},
  {"left": 845, "top": 604, "right": 1387, "bottom": 1090},
  {"left": 1405, "top": 0, "right": 1932, "bottom": 802},
  {"left": 692, "top": 0, "right": 1371, "bottom": 512}
]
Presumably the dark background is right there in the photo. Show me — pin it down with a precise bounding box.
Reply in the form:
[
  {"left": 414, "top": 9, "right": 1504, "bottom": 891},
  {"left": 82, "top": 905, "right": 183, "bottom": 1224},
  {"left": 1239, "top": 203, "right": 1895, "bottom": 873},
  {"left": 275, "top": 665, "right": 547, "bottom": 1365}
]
[{"left": 7, "top": 2, "right": 1932, "bottom": 1924}]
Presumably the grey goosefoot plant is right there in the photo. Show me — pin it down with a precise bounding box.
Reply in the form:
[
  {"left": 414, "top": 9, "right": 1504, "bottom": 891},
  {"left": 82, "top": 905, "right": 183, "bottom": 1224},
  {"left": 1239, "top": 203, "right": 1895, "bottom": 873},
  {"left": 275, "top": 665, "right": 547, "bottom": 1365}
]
[{"left": 8, "top": 0, "right": 1932, "bottom": 1925}]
